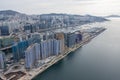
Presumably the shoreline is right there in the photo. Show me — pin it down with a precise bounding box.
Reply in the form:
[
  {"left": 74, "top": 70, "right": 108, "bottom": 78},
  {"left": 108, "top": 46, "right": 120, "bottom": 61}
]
[
  {"left": 0, "top": 28, "right": 106, "bottom": 80},
  {"left": 21, "top": 28, "right": 106, "bottom": 80}
]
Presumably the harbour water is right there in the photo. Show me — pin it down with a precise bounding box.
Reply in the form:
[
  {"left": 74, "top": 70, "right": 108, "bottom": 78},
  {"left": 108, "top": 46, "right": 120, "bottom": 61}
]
[{"left": 33, "top": 18, "right": 120, "bottom": 80}]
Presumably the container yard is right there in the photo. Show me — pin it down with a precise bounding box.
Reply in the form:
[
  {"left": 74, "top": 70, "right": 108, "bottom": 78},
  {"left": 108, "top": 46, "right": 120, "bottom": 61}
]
[{"left": 0, "top": 27, "right": 106, "bottom": 80}]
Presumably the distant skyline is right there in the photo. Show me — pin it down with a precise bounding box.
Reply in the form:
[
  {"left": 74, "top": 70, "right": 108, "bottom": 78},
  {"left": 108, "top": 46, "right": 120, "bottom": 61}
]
[{"left": 0, "top": 0, "right": 120, "bottom": 16}]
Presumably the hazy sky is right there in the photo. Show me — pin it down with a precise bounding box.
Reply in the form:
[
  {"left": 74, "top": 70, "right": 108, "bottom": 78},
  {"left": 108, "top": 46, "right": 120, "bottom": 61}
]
[{"left": 0, "top": 0, "right": 120, "bottom": 16}]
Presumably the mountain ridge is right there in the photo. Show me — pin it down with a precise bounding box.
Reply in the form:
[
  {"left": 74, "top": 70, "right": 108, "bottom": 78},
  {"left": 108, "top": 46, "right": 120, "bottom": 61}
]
[{"left": 0, "top": 10, "right": 108, "bottom": 32}]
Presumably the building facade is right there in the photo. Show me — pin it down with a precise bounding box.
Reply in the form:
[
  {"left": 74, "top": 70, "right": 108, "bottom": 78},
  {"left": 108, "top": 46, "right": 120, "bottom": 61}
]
[
  {"left": 0, "top": 51, "right": 5, "bottom": 69},
  {"left": 12, "top": 40, "right": 28, "bottom": 62}
]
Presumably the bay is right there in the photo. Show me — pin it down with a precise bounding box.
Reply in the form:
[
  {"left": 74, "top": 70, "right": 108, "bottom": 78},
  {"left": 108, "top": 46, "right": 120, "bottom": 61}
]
[{"left": 33, "top": 18, "right": 120, "bottom": 80}]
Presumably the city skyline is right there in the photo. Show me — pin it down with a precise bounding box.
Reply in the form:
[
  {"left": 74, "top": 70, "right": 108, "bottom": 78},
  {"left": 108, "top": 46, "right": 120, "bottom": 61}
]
[{"left": 0, "top": 0, "right": 120, "bottom": 16}]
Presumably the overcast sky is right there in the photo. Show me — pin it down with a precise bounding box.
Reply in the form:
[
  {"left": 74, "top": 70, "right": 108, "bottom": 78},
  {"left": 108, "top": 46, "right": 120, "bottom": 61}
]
[{"left": 0, "top": 0, "right": 120, "bottom": 16}]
